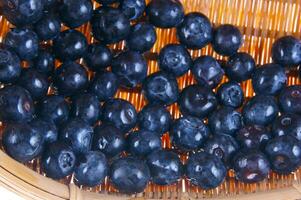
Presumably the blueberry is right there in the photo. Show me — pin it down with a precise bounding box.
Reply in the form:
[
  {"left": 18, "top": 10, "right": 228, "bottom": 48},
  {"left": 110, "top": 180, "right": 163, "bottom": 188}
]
[
  {"left": 158, "top": 44, "right": 192, "bottom": 77},
  {"left": 102, "top": 98, "right": 137, "bottom": 133},
  {"left": 236, "top": 125, "right": 271, "bottom": 150},
  {"left": 91, "top": 7, "right": 130, "bottom": 44},
  {"left": 95, "top": 0, "right": 120, "bottom": 4},
  {"left": 4, "top": 28, "right": 39, "bottom": 60},
  {"left": 112, "top": 51, "right": 148, "bottom": 88},
  {"left": 137, "top": 104, "right": 172, "bottom": 136},
  {"left": 178, "top": 84, "right": 217, "bottom": 118},
  {"left": 0, "top": 85, "right": 34, "bottom": 122},
  {"left": 89, "top": 72, "right": 119, "bottom": 101},
  {"left": 30, "top": 118, "right": 58, "bottom": 144},
  {"left": 3, "top": 123, "right": 44, "bottom": 162},
  {"left": 34, "top": 13, "right": 61, "bottom": 41},
  {"left": 74, "top": 151, "right": 108, "bottom": 187},
  {"left": 18, "top": 69, "right": 49, "bottom": 100},
  {"left": 41, "top": 141, "right": 76, "bottom": 179},
  {"left": 84, "top": 43, "right": 112, "bottom": 72},
  {"left": 279, "top": 85, "right": 301, "bottom": 114},
  {"left": 192, "top": 56, "right": 224, "bottom": 88},
  {"left": 217, "top": 82, "right": 244, "bottom": 108},
  {"left": 212, "top": 24, "right": 242, "bottom": 56},
  {"left": 146, "top": 150, "right": 183, "bottom": 185},
  {"left": 186, "top": 152, "right": 226, "bottom": 189},
  {"left": 71, "top": 93, "right": 100, "bottom": 125},
  {"left": 43, "top": 0, "right": 57, "bottom": 8},
  {"left": 2, "top": 0, "right": 45, "bottom": 26},
  {"left": 226, "top": 52, "right": 256, "bottom": 82},
  {"left": 146, "top": 0, "right": 184, "bottom": 28},
  {"left": 92, "top": 124, "right": 126, "bottom": 158},
  {"left": 142, "top": 71, "right": 179, "bottom": 105},
  {"left": 265, "top": 135, "right": 301, "bottom": 174},
  {"left": 127, "top": 130, "right": 162, "bottom": 157},
  {"left": 120, "top": 0, "right": 146, "bottom": 20},
  {"left": 53, "top": 29, "right": 88, "bottom": 61},
  {"left": 54, "top": 62, "right": 88, "bottom": 96},
  {"left": 32, "top": 49, "right": 55, "bottom": 75},
  {"left": 242, "top": 95, "right": 279, "bottom": 126},
  {"left": 170, "top": 116, "right": 210, "bottom": 152},
  {"left": 252, "top": 64, "right": 287, "bottom": 95},
  {"left": 39, "top": 95, "right": 70, "bottom": 125},
  {"left": 209, "top": 107, "right": 242, "bottom": 136},
  {"left": 204, "top": 134, "right": 239, "bottom": 166},
  {"left": 272, "top": 36, "right": 301, "bottom": 66},
  {"left": 272, "top": 113, "right": 301, "bottom": 141},
  {"left": 0, "top": 47, "right": 21, "bottom": 83},
  {"left": 232, "top": 149, "right": 270, "bottom": 183},
  {"left": 177, "top": 12, "right": 212, "bottom": 49},
  {"left": 126, "top": 23, "right": 157, "bottom": 53},
  {"left": 59, "top": 0, "right": 93, "bottom": 28}
]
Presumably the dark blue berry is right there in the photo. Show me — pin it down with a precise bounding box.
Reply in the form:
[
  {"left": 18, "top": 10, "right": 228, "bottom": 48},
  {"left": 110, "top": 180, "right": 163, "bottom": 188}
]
[
  {"left": 272, "top": 113, "right": 301, "bottom": 141},
  {"left": 120, "top": 0, "right": 146, "bottom": 20},
  {"left": 0, "top": 47, "right": 21, "bottom": 83},
  {"left": 43, "top": 0, "right": 57, "bottom": 8},
  {"left": 279, "top": 85, "right": 301, "bottom": 115},
  {"left": 217, "top": 82, "right": 244, "bottom": 108},
  {"left": 84, "top": 43, "right": 112, "bottom": 72},
  {"left": 32, "top": 49, "right": 55, "bottom": 75},
  {"left": 30, "top": 118, "right": 58, "bottom": 144},
  {"left": 95, "top": 0, "right": 120, "bottom": 4},
  {"left": 34, "top": 13, "right": 61, "bottom": 41},
  {"left": 177, "top": 12, "right": 212, "bottom": 49}
]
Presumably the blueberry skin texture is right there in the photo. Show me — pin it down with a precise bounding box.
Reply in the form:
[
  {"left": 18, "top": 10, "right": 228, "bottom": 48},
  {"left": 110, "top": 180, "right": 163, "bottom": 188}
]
[
  {"left": 0, "top": 85, "right": 34, "bottom": 122},
  {"left": 92, "top": 124, "right": 126, "bottom": 158},
  {"left": 209, "top": 107, "right": 242, "bottom": 136},
  {"left": 54, "top": 62, "right": 88, "bottom": 96},
  {"left": 142, "top": 71, "right": 179, "bottom": 105},
  {"left": 204, "top": 134, "right": 239, "bottom": 166},
  {"left": 186, "top": 152, "right": 226, "bottom": 189},
  {"left": 30, "top": 118, "right": 58, "bottom": 144},
  {"left": 102, "top": 98, "right": 137, "bottom": 133},
  {"left": 279, "top": 85, "right": 301, "bottom": 114},
  {"left": 137, "top": 104, "right": 172, "bottom": 136},
  {"left": 158, "top": 44, "right": 192, "bottom": 77},
  {"left": 0, "top": 47, "right": 21, "bottom": 83},
  {"left": 3, "top": 123, "right": 44, "bottom": 163},
  {"left": 89, "top": 72, "right": 119, "bottom": 101},
  {"left": 95, "top": 0, "right": 120, "bottom": 4},
  {"left": 177, "top": 12, "right": 213, "bottom": 49},
  {"left": 39, "top": 95, "right": 70, "bottom": 125},
  {"left": 53, "top": 30, "right": 88, "bottom": 61},
  {"left": 192, "top": 56, "right": 225, "bottom": 88},
  {"left": 112, "top": 51, "right": 148, "bottom": 88},
  {"left": 127, "top": 130, "right": 162, "bottom": 157},
  {"left": 74, "top": 151, "right": 108, "bottom": 187},
  {"left": 71, "top": 93, "right": 100, "bottom": 125},
  {"left": 1, "top": 0, "right": 44, "bottom": 27},
  {"left": 110, "top": 157, "right": 150, "bottom": 194},
  {"left": 4, "top": 28, "right": 39, "bottom": 60},
  {"left": 32, "top": 49, "right": 55, "bottom": 75},
  {"left": 41, "top": 141, "right": 76, "bottom": 179},
  {"left": 146, "top": 0, "right": 184, "bottom": 28},
  {"left": 178, "top": 84, "right": 217, "bottom": 118},
  {"left": 242, "top": 95, "right": 279, "bottom": 126},
  {"left": 212, "top": 24, "right": 243, "bottom": 56},
  {"left": 59, "top": 0, "right": 93, "bottom": 28},
  {"left": 170, "top": 116, "right": 210, "bottom": 152},
  {"left": 252, "top": 64, "right": 287, "bottom": 96},
  {"left": 34, "top": 13, "right": 61, "bottom": 41},
  {"left": 236, "top": 125, "right": 271, "bottom": 150},
  {"left": 91, "top": 7, "right": 130, "bottom": 44},
  {"left": 18, "top": 69, "right": 49, "bottom": 100},
  {"left": 84, "top": 43, "right": 112, "bottom": 72},
  {"left": 226, "top": 52, "right": 256, "bottom": 82},
  {"left": 146, "top": 150, "right": 183, "bottom": 185},
  {"left": 217, "top": 82, "right": 244, "bottom": 108},
  {"left": 272, "top": 113, "right": 301, "bottom": 141},
  {"left": 233, "top": 150, "right": 270, "bottom": 183},
  {"left": 120, "top": 0, "right": 146, "bottom": 20},
  {"left": 126, "top": 23, "right": 157, "bottom": 53},
  {"left": 272, "top": 36, "right": 301, "bottom": 66}
]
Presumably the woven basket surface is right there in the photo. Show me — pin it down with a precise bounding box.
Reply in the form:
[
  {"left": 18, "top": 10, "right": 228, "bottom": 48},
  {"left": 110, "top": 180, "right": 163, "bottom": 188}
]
[{"left": 1, "top": 0, "right": 301, "bottom": 199}]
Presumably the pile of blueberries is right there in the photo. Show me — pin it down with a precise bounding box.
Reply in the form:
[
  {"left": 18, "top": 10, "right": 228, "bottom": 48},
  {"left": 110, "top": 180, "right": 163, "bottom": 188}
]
[{"left": 1, "top": 0, "right": 301, "bottom": 194}]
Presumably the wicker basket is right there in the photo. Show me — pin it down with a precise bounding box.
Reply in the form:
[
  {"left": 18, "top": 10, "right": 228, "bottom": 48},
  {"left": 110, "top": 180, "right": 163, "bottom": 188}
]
[{"left": 1, "top": 0, "right": 301, "bottom": 199}]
